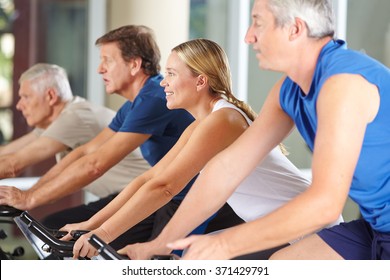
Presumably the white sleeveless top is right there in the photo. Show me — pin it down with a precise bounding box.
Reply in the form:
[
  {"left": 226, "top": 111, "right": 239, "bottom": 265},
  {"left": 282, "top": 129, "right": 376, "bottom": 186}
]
[{"left": 212, "top": 99, "right": 343, "bottom": 227}]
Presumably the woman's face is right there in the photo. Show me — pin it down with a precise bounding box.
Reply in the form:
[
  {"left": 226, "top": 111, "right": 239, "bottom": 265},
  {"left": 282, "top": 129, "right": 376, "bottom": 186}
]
[{"left": 160, "top": 51, "right": 199, "bottom": 110}]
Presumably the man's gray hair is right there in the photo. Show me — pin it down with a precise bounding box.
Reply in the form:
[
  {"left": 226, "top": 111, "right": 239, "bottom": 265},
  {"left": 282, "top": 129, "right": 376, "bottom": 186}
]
[
  {"left": 267, "top": 0, "right": 335, "bottom": 38},
  {"left": 19, "top": 63, "right": 73, "bottom": 102}
]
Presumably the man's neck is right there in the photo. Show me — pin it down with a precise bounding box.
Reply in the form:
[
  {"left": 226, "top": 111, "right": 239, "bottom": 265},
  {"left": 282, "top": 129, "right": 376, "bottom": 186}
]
[
  {"left": 287, "top": 37, "right": 332, "bottom": 95},
  {"left": 123, "top": 73, "right": 151, "bottom": 101}
]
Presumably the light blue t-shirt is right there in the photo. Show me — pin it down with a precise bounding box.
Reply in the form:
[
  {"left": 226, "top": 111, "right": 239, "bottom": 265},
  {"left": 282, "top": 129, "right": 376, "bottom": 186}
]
[{"left": 280, "top": 40, "right": 390, "bottom": 232}]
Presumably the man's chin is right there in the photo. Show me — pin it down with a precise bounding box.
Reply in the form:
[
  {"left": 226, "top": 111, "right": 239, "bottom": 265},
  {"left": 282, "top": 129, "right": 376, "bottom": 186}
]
[{"left": 105, "top": 90, "right": 118, "bottom": 96}]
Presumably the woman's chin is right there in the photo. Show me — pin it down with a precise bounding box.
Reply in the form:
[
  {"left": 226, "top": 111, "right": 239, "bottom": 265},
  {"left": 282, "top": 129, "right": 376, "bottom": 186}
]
[
  {"left": 166, "top": 100, "right": 178, "bottom": 110},
  {"left": 166, "top": 103, "right": 178, "bottom": 110}
]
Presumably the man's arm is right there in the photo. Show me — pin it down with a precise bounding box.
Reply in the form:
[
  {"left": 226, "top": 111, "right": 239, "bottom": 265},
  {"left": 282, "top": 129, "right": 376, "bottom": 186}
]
[
  {"left": 31, "top": 127, "right": 116, "bottom": 188},
  {"left": 26, "top": 128, "right": 150, "bottom": 208},
  {"left": 0, "top": 131, "right": 38, "bottom": 155},
  {"left": 0, "top": 128, "right": 112, "bottom": 207},
  {"left": 171, "top": 74, "right": 380, "bottom": 259},
  {"left": 0, "top": 127, "right": 150, "bottom": 210},
  {"left": 0, "top": 132, "right": 67, "bottom": 178}
]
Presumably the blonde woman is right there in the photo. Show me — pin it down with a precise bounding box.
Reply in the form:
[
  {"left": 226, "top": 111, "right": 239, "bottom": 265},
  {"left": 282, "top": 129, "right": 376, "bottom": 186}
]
[{"left": 66, "top": 39, "right": 311, "bottom": 259}]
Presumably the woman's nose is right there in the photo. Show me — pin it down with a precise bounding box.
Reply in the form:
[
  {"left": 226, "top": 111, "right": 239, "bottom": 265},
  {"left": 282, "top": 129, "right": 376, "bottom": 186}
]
[{"left": 160, "top": 78, "right": 167, "bottom": 87}]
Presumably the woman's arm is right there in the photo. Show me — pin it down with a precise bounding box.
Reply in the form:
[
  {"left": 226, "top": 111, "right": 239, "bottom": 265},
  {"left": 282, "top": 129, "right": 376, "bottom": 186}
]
[
  {"left": 72, "top": 107, "right": 251, "bottom": 259},
  {"left": 104, "top": 108, "right": 251, "bottom": 236},
  {"left": 67, "top": 122, "right": 199, "bottom": 233},
  {"left": 122, "top": 78, "right": 294, "bottom": 259}
]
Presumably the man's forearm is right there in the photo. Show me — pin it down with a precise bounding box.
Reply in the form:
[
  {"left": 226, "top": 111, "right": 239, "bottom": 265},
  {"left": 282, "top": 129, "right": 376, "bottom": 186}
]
[
  {"left": 26, "top": 150, "right": 103, "bottom": 208},
  {"left": 0, "top": 156, "right": 19, "bottom": 178},
  {"left": 90, "top": 175, "right": 150, "bottom": 240},
  {"left": 26, "top": 163, "right": 99, "bottom": 208},
  {"left": 30, "top": 145, "right": 87, "bottom": 191}
]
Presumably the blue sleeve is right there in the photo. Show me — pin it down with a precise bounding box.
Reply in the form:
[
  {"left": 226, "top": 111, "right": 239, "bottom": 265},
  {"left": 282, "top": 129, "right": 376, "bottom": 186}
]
[
  {"left": 109, "top": 96, "right": 173, "bottom": 136},
  {"left": 108, "top": 101, "right": 131, "bottom": 132}
]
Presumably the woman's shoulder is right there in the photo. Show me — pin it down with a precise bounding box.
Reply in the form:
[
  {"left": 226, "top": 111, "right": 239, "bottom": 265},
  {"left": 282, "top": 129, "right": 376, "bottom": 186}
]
[{"left": 212, "top": 99, "right": 252, "bottom": 126}]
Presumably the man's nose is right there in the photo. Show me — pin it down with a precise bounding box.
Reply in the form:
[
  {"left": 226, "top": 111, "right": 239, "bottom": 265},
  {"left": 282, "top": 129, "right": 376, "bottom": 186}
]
[
  {"left": 97, "top": 63, "right": 105, "bottom": 74},
  {"left": 244, "top": 26, "right": 256, "bottom": 44},
  {"left": 16, "top": 99, "right": 23, "bottom": 111}
]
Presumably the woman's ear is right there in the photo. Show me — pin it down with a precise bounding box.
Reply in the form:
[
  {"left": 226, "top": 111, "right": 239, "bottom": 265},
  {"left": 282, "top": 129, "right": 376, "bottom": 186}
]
[{"left": 196, "top": 74, "right": 208, "bottom": 90}]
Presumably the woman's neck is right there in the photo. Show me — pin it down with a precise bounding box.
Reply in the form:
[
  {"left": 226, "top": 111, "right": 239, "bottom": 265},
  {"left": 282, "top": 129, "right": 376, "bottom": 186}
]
[{"left": 188, "top": 96, "right": 222, "bottom": 120}]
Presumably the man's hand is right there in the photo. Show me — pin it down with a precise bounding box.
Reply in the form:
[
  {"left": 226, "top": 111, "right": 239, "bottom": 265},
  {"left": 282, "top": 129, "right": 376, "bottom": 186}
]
[
  {"left": 167, "top": 234, "right": 231, "bottom": 260},
  {"left": 117, "top": 239, "right": 171, "bottom": 260},
  {"left": 0, "top": 185, "right": 31, "bottom": 210}
]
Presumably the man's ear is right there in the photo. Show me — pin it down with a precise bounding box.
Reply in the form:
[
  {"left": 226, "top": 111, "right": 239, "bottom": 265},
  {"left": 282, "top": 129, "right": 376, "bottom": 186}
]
[
  {"left": 289, "top": 17, "right": 306, "bottom": 40},
  {"left": 130, "top": 57, "right": 143, "bottom": 75},
  {"left": 46, "top": 88, "right": 60, "bottom": 106}
]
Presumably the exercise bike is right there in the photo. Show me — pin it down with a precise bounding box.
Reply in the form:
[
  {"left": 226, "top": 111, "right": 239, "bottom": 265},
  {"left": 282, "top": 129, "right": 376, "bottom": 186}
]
[
  {"left": 0, "top": 205, "right": 25, "bottom": 260},
  {"left": 14, "top": 210, "right": 178, "bottom": 260},
  {"left": 88, "top": 234, "right": 178, "bottom": 260},
  {"left": 14, "top": 211, "right": 90, "bottom": 259}
]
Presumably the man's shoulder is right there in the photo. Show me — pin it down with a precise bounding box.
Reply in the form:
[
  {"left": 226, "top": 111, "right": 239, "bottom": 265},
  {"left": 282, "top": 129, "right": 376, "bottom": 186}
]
[{"left": 65, "top": 96, "right": 115, "bottom": 114}]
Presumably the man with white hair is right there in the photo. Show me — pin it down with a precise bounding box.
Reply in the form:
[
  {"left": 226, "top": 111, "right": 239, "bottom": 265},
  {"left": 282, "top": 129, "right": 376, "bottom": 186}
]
[{"left": 0, "top": 63, "right": 150, "bottom": 205}]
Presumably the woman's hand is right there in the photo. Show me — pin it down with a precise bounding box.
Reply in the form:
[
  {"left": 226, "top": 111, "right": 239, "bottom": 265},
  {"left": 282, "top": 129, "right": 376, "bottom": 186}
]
[
  {"left": 72, "top": 228, "right": 110, "bottom": 259},
  {"left": 60, "top": 221, "right": 90, "bottom": 241}
]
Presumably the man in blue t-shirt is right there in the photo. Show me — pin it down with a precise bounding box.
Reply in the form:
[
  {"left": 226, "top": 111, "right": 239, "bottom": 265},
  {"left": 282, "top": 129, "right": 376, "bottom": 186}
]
[
  {"left": 168, "top": 0, "right": 390, "bottom": 260},
  {"left": 0, "top": 25, "right": 195, "bottom": 248}
]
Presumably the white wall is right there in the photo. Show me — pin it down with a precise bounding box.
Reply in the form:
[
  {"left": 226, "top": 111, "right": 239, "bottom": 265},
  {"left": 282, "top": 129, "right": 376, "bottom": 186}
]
[{"left": 106, "top": 0, "right": 190, "bottom": 110}]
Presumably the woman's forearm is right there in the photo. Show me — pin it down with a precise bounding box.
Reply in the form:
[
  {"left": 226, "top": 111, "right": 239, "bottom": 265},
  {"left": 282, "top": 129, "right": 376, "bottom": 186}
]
[
  {"left": 87, "top": 174, "right": 150, "bottom": 230},
  {"left": 153, "top": 158, "right": 238, "bottom": 249},
  {"left": 98, "top": 177, "right": 177, "bottom": 242}
]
